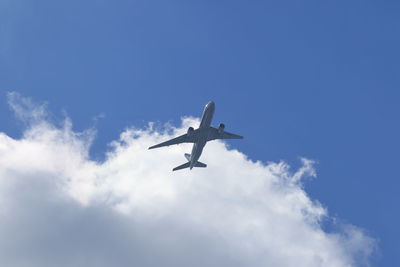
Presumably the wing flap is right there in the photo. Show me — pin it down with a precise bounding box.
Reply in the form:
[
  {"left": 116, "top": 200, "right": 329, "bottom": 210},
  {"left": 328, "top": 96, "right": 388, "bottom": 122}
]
[
  {"left": 207, "top": 127, "right": 244, "bottom": 141},
  {"left": 149, "top": 131, "right": 198, "bottom": 150}
]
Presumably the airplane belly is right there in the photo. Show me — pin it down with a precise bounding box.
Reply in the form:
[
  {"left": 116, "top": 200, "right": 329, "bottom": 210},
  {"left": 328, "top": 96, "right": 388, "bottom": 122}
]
[
  {"left": 199, "top": 103, "right": 215, "bottom": 128},
  {"left": 191, "top": 140, "right": 206, "bottom": 163}
]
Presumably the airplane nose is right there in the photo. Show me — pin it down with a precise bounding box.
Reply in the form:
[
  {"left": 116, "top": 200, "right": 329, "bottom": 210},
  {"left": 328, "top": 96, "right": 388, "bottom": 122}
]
[{"left": 207, "top": 101, "right": 215, "bottom": 108}]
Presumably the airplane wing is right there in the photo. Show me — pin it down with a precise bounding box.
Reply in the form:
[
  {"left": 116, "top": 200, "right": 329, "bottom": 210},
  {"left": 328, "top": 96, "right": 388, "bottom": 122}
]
[
  {"left": 148, "top": 132, "right": 197, "bottom": 149},
  {"left": 207, "top": 127, "right": 244, "bottom": 141}
]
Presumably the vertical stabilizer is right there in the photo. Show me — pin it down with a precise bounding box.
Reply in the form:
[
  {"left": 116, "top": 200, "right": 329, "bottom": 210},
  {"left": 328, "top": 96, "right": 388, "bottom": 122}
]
[{"left": 184, "top": 153, "right": 191, "bottom": 161}]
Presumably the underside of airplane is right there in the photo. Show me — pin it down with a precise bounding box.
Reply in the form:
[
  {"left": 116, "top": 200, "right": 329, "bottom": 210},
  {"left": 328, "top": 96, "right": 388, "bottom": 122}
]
[{"left": 149, "top": 101, "right": 243, "bottom": 171}]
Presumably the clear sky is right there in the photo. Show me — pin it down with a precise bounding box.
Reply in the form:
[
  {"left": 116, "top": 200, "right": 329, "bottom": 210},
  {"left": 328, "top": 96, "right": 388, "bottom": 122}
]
[{"left": 1, "top": 1, "right": 399, "bottom": 266}]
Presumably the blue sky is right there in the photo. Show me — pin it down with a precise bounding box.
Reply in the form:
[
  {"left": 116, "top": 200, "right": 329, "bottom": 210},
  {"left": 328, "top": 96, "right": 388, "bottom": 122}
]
[{"left": 1, "top": 1, "right": 399, "bottom": 266}]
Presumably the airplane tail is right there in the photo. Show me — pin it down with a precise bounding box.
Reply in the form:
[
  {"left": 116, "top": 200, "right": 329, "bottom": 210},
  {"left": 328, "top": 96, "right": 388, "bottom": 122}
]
[
  {"left": 172, "top": 162, "right": 190, "bottom": 171},
  {"left": 172, "top": 154, "right": 207, "bottom": 171}
]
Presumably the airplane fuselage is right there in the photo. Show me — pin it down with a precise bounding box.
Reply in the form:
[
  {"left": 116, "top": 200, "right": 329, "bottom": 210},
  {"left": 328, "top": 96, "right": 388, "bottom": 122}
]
[
  {"left": 148, "top": 100, "right": 243, "bottom": 171},
  {"left": 189, "top": 101, "right": 215, "bottom": 169}
]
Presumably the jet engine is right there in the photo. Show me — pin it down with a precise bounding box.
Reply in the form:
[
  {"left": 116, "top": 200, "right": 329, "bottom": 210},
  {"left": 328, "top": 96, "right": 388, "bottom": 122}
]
[
  {"left": 187, "top": 127, "right": 194, "bottom": 136},
  {"left": 218, "top": 123, "right": 225, "bottom": 134}
]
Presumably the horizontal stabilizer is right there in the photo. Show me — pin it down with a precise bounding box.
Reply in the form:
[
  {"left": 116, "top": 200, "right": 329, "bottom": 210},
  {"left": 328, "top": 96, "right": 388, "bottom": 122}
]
[
  {"left": 195, "top": 161, "right": 207, "bottom": 168},
  {"left": 172, "top": 161, "right": 207, "bottom": 171},
  {"left": 173, "top": 162, "right": 191, "bottom": 171},
  {"left": 184, "top": 153, "right": 191, "bottom": 161}
]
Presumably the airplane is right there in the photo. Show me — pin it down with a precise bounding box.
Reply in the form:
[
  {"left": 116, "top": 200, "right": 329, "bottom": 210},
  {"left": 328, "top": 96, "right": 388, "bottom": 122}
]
[{"left": 148, "top": 101, "right": 243, "bottom": 171}]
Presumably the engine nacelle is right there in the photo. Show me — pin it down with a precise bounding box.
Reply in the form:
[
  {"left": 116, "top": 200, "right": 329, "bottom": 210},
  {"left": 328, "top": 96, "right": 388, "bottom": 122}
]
[
  {"left": 218, "top": 123, "right": 225, "bottom": 134},
  {"left": 187, "top": 127, "right": 194, "bottom": 136}
]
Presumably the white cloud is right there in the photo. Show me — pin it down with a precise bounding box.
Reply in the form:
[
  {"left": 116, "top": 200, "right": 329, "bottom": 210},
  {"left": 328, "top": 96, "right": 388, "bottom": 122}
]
[{"left": 0, "top": 94, "right": 375, "bottom": 267}]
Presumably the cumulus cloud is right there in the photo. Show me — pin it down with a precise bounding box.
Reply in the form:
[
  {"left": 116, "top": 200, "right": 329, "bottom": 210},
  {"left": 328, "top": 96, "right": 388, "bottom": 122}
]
[{"left": 0, "top": 93, "right": 375, "bottom": 267}]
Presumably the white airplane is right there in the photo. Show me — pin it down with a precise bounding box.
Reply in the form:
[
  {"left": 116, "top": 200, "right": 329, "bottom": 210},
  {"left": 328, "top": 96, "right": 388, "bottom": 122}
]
[{"left": 149, "top": 101, "right": 243, "bottom": 171}]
